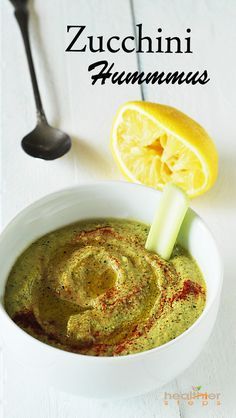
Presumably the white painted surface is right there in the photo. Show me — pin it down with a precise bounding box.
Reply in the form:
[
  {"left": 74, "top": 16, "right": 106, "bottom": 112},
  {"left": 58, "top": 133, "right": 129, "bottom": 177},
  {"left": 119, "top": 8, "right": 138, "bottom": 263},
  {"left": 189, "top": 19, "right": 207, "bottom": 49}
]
[{"left": 0, "top": 0, "right": 235, "bottom": 416}]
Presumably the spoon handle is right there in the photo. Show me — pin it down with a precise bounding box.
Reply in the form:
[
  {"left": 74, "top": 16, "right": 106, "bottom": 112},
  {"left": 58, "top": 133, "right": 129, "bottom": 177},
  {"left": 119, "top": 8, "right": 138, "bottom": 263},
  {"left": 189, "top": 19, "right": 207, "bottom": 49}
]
[{"left": 10, "top": 1, "right": 47, "bottom": 123}]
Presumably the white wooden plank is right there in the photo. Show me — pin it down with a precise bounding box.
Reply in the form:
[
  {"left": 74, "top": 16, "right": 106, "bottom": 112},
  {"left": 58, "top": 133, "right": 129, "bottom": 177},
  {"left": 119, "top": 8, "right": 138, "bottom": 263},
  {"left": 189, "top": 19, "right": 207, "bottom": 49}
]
[
  {"left": 1, "top": 1, "right": 180, "bottom": 416},
  {"left": 133, "top": 0, "right": 236, "bottom": 417},
  {"left": 0, "top": 348, "right": 3, "bottom": 418},
  {"left": 1, "top": 1, "right": 174, "bottom": 417},
  {"left": 1, "top": 0, "right": 74, "bottom": 226},
  {"left": 3, "top": 350, "right": 181, "bottom": 418},
  {"left": 0, "top": 0, "right": 139, "bottom": 227}
]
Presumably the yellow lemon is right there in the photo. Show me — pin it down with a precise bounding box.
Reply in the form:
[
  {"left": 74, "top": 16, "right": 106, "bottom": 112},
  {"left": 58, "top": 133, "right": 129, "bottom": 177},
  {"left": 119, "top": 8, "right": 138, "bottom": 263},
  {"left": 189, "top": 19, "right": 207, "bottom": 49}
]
[{"left": 110, "top": 101, "right": 218, "bottom": 197}]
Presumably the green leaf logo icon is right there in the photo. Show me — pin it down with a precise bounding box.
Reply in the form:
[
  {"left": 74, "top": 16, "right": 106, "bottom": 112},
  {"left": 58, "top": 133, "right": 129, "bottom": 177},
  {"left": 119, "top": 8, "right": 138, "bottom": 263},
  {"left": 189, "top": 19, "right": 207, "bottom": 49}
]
[{"left": 192, "top": 385, "right": 202, "bottom": 391}]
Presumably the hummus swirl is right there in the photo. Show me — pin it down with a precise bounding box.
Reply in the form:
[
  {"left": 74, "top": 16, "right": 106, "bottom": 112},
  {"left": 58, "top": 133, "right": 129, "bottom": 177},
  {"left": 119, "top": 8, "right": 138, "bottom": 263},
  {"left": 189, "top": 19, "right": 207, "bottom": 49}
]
[{"left": 4, "top": 219, "right": 206, "bottom": 356}]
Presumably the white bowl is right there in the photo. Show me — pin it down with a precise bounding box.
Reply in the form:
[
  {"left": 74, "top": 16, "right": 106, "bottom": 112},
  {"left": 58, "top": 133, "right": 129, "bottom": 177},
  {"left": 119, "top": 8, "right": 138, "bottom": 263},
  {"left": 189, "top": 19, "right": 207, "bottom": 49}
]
[{"left": 0, "top": 182, "right": 223, "bottom": 399}]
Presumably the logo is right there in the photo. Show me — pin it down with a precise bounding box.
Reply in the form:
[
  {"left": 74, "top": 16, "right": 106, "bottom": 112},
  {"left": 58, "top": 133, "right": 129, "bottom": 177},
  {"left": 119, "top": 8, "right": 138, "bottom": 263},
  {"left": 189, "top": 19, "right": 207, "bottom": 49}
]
[
  {"left": 192, "top": 385, "right": 202, "bottom": 391},
  {"left": 163, "top": 386, "right": 222, "bottom": 407}
]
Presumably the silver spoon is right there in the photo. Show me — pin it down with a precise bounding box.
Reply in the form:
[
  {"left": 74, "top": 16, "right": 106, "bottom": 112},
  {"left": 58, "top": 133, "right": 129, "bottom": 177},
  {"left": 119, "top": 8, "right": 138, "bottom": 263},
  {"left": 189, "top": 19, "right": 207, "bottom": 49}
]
[{"left": 9, "top": 0, "right": 71, "bottom": 160}]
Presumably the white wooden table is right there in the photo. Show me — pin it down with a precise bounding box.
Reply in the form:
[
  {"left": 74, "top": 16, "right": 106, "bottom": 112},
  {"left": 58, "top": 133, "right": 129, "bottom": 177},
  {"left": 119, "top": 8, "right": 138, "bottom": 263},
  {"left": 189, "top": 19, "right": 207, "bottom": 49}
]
[{"left": 1, "top": 1, "right": 236, "bottom": 417}]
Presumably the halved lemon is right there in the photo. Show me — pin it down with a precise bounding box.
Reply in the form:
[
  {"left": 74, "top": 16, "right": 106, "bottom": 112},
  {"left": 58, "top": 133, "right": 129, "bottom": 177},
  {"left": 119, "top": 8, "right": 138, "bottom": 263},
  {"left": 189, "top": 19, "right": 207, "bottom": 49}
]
[{"left": 110, "top": 101, "right": 218, "bottom": 197}]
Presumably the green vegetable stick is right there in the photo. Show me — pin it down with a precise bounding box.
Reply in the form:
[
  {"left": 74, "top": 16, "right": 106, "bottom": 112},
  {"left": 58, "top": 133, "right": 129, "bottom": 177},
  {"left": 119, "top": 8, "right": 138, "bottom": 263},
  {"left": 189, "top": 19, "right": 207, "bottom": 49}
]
[{"left": 145, "top": 184, "right": 189, "bottom": 260}]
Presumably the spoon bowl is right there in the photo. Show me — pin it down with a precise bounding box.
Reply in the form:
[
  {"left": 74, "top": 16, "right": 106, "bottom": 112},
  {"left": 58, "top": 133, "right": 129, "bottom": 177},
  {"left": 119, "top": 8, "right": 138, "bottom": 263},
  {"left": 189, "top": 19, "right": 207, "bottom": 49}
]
[{"left": 21, "top": 123, "right": 71, "bottom": 160}]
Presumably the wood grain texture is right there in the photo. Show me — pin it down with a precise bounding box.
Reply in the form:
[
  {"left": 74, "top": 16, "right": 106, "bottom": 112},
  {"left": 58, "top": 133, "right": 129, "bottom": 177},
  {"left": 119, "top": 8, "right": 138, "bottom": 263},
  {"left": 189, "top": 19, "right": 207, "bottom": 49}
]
[
  {"left": 1, "top": 0, "right": 236, "bottom": 417},
  {"left": 132, "top": 1, "right": 236, "bottom": 417}
]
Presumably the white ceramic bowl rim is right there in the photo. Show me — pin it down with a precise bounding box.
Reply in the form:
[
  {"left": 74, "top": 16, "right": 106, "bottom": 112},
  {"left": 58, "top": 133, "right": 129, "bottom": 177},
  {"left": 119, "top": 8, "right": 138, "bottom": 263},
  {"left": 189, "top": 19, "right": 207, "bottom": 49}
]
[{"left": 0, "top": 181, "right": 224, "bottom": 362}]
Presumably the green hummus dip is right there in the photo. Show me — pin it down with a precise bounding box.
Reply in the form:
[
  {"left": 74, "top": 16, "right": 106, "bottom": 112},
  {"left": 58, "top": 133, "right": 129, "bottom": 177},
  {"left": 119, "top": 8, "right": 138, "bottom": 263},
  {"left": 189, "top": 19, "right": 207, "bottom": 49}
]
[{"left": 4, "top": 219, "right": 206, "bottom": 356}]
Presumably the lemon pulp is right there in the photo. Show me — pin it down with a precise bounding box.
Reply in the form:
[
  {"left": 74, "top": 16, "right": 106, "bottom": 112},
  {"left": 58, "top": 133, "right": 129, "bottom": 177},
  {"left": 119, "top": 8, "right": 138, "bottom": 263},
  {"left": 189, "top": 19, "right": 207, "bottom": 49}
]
[{"left": 111, "top": 101, "right": 218, "bottom": 197}]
